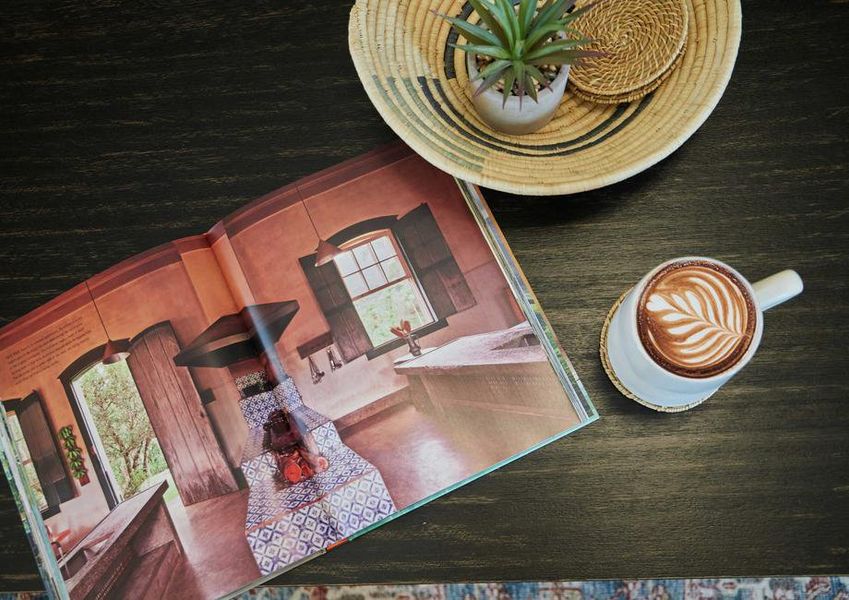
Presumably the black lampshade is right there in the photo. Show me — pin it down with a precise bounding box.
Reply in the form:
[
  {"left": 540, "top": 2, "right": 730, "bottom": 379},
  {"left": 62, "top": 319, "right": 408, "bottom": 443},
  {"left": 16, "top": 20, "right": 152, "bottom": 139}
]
[{"left": 173, "top": 301, "right": 300, "bottom": 368}]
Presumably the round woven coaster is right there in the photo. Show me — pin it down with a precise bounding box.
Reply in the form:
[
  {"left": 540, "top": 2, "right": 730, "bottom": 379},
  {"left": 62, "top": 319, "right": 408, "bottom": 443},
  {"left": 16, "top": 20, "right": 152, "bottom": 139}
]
[
  {"left": 349, "top": 0, "right": 741, "bottom": 195},
  {"left": 569, "top": 0, "right": 689, "bottom": 101},
  {"left": 569, "top": 34, "right": 688, "bottom": 105},
  {"left": 599, "top": 289, "right": 711, "bottom": 413}
]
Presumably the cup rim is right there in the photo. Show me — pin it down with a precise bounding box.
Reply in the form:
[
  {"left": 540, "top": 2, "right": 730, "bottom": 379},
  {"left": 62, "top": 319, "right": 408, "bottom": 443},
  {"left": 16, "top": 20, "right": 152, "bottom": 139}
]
[{"left": 627, "top": 256, "right": 765, "bottom": 384}]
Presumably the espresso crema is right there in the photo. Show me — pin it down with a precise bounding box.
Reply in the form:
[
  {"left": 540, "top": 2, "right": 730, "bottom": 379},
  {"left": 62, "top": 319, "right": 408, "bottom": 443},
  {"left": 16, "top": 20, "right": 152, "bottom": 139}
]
[{"left": 637, "top": 260, "right": 757, "bottom": 378}]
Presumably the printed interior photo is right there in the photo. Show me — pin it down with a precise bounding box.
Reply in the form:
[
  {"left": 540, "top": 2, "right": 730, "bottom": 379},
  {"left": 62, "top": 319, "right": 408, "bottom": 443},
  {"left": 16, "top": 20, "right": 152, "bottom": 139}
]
[{"left": 0, "top": 146, "right": 593, "bottom": 600}]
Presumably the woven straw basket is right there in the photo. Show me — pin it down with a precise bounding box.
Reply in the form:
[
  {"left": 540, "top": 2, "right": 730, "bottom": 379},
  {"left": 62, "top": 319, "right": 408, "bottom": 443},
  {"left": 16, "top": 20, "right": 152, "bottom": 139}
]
[{"left": 349, "top": 0, "right": 742, "bottom": 195}]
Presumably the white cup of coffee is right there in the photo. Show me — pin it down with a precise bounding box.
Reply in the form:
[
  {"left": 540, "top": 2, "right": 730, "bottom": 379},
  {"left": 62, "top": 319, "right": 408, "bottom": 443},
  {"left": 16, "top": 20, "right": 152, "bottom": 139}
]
[{"left": 605, "top": 257, "right": 803, "bottom": 409}]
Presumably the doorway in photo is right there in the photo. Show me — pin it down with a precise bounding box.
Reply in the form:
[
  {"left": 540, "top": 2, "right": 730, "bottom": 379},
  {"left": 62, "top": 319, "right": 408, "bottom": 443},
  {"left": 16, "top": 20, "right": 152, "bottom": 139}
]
[{"left": 70, "top": 360, "right": 176, "bottom": 505}]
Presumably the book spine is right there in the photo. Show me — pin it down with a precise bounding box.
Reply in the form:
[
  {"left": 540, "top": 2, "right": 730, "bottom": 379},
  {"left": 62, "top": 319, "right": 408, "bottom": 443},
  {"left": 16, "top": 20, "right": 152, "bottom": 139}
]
[{"left": 453, "top": 179, "right": 596, "bottom": 423}]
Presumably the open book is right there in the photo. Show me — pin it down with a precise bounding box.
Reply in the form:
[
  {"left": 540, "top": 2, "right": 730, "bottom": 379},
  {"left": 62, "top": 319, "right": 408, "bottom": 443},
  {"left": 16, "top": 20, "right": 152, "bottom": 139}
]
[{"left": 0, "top": 144, "right": 596, "bottom": 600}]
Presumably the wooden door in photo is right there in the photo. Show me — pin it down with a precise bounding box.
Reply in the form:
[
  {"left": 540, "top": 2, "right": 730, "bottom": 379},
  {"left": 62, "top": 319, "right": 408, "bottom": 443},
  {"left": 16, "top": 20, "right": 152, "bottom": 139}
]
[
  {"left": 127, "top": 322, "right": 238, "bottom": 505},
  {"left": 393, "top": 203, "right": 476, "bottom": 319}
]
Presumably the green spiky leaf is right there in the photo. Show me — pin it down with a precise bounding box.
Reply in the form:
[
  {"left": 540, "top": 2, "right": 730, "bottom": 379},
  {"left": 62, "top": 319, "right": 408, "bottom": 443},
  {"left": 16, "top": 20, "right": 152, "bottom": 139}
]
[
  {"left": 439, "top": 14, "right": 502, "bottom": 46},
  {"left": 530, "top": 0, "right": 573, "bottom": 33},
  {"left": 452, "top": 43, "right": 512, "bottom": 60},
  {"left": 525, "top": 64, "right": 551, "bottom": 89},
  {"left": 436, "top": 0, "right": 599, "bottom": 106},
  {"left": 488, "top": 0, "right": 517, "bottom": 48},
  {"left": 526, "top": 49, "right": 603, "bottom": 65},
  {"left": 524, "top": 72, "right": 539, "bottom": 102},
  {"left": 525, "top": 38, "right": 587, "bottom": 61},
  {"left": 474, "top": 65, "right": 510, "bottom": 96},
  {"left": 467, "top": 0, "right": 510, "bottom": 46},
  {"left": 501, "top": 69, "right": 516, "bottom": 107},
  {"left": 526, "top": 22, "right": 587, "bottom": 51},
  {"left": 474, "top": 58, "right": 512, "bottom": 81},
  {"left": 518, "top": 0, "right": 538, "bottom": 38},
  {"left": 513, "top": 60, "right": 526, "bottom": 107},
  {"left": 524, "top": 22, "right": 564, "bottom": 51}
]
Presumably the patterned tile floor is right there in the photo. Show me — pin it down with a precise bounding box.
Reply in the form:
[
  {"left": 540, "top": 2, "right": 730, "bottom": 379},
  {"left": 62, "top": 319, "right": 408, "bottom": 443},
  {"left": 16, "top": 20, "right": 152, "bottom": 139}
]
[
  {"left": 4, "top": 577, "right": 848, "bottom": 600},
  {"left": 240, "top": 380, "right": 397, "bottom": 576},
  {"left": 244, "top": 442, "right": 396, "bottom": 574}
]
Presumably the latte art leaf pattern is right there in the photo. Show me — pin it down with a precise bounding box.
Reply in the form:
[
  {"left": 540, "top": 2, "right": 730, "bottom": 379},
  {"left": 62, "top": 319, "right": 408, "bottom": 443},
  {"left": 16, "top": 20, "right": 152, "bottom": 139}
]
[{"left": 638, "top": 263, "right": 756, "bottom": 378}]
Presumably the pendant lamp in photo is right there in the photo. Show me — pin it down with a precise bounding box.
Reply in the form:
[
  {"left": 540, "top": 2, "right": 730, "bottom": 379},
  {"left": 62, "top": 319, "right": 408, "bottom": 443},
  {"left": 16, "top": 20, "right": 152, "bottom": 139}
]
[
  {"left": 304, "top": 201, "right": 342, "bottom": 267},
  {"left": 101, "top": 337, "right": 131, "bottom": 364},
  {"left": 315, "top": 238, "right": 343, "bottom": 266},
  {"left": 85, "top": 282, "right": 131, "bottom": 364}
]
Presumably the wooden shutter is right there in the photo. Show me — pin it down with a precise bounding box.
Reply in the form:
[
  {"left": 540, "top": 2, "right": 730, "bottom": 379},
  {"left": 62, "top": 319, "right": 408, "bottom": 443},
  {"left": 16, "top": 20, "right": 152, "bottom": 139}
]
[
  {"left": 127, "top": 322, "right": 238, "bottom": 505},
  {"left": 299, "top": 255, "right": 372, "bottom": 362},
  {"left": 394, "top": 203, "right": 476, "bottom": 319},
  {"left": 14, "top": 391, "right": 74, "bottom": 512}
]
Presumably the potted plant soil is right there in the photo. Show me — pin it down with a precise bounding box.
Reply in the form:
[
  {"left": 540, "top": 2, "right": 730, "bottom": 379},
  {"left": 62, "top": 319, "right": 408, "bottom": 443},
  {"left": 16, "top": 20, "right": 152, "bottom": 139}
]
[{"left": 437, "top": 0, "right": 598, "bottom": 135}]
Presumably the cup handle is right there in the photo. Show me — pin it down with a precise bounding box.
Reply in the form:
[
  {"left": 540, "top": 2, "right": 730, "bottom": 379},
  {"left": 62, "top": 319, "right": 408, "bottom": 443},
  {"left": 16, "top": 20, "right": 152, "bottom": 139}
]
[{"left": 751, "top": 270, "right": 804, "bottom": 311}]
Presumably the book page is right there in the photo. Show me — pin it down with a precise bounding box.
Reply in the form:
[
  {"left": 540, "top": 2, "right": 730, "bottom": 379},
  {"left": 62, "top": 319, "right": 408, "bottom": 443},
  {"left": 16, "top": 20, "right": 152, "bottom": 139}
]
[
  {"left": 0, "top": 144, "right": 596, "bottom": 600},
  {"left": 209, "top": 143, "right": 595, "bottom": 579},
  {"left": 0, "top": 235, "right": 261, "bottom": 597}
]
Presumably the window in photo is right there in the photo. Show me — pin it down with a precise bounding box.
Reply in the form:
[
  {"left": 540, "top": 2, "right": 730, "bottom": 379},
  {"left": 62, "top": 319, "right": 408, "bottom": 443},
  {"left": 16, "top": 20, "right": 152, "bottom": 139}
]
[{"left": 335, "top": 232, "right": 435, "bottom": 346}]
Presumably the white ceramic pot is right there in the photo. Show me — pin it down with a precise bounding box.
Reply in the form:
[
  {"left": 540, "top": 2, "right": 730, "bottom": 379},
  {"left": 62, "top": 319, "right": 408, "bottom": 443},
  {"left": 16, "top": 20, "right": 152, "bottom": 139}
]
[{"left": 466, "top": 52, "right": 569, "bottom": 135}]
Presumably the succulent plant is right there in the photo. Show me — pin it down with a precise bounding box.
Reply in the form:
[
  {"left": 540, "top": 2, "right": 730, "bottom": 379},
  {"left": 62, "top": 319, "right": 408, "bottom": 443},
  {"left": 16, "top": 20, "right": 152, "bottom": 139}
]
[{"left": 437, "top": 0, "right": 599, "bottom": 105}]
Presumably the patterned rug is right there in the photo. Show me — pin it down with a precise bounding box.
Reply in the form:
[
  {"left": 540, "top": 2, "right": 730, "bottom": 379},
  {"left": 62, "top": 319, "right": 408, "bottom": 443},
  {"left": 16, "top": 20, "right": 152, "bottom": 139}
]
[{"left": 2, "top": 577, "right": 847, "bottom": 599}]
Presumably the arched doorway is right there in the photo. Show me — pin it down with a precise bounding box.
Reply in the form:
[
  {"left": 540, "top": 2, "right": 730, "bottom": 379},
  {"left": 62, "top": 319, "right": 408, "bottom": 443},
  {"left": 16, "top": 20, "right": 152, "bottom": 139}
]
[
  {"left": 61, "top": 345, "right": 174, "bottom": 506},
  {"left": 70, "top": 359, "right": 174, "bottom": 504},
  {"left": 62, "top": 322, "right": 239, "bottom": 508}
]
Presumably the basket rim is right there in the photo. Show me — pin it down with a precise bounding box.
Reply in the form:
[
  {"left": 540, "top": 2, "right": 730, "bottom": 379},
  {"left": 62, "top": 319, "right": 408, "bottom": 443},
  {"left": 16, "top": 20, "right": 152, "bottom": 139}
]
[{"left": 348, "top": 0, "right": 743, "bottom": 196}]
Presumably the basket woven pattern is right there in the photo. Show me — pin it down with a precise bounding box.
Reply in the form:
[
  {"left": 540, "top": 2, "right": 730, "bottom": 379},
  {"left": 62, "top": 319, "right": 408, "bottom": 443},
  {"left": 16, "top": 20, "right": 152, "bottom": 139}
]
[
  {"left": 568, "top": 0, "right": 688, "bottom": 100},
  {"left": 349, "top": 0, "right": 741, "bottom": 195},
  {"left": 569, "top": 44, "right": 686, "bottom": 104}
]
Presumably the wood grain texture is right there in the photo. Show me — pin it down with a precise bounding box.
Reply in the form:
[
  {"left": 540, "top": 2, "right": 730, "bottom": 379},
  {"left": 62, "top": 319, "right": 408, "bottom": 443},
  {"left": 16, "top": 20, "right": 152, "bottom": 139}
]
[
  {"left": 1, "top": 0, "right": 847, "bottom": 591},
  {"left": 127, "top": 323, "right": 238, "bottom": 506}
]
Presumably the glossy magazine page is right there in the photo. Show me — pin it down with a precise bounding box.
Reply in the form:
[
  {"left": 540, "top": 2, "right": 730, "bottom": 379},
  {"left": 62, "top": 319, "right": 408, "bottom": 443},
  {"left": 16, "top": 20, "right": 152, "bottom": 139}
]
[{"left": 0, "top": 144, "right": 596, "bottom": 600}]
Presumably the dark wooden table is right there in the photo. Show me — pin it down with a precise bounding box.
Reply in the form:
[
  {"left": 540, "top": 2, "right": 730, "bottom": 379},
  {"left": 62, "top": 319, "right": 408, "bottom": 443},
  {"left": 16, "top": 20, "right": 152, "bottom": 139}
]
[{"left": 1, "top": 0, "right": 847, "bottom": 592}]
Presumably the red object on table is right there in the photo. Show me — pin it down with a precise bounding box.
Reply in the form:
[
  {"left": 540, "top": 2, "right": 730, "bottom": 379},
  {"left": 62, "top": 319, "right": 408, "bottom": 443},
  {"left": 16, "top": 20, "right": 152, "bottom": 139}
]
[
  {"left": 275, "top": 448, "right": 315, "bottom": 483},
  {"left": 264, "top": 409, "right": 329, "bottom": 483},
  {"left": 283, "top": 458, "right": 304, "bottom": 483}
]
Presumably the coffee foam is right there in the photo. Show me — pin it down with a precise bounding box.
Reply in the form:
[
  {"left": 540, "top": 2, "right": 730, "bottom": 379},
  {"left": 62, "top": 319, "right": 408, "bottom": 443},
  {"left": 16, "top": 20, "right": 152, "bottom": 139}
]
[{"left": 637, "top": 261, "right": 756, "bottom": 378}]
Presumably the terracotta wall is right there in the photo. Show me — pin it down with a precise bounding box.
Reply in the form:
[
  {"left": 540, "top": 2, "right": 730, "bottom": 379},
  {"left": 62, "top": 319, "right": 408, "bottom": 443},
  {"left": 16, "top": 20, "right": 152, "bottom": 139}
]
[
  {"left": 0, "top": 298, "right": 112, "bottom": 549},
  {"left": 0, "top": 146, "right": 522, "bottom": 550},
  {"left": 0, "top": 241, "right": 246, "bottom": 549},
  {"left": 220, "top": 154, "right": 523, "bottom": 420}
]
